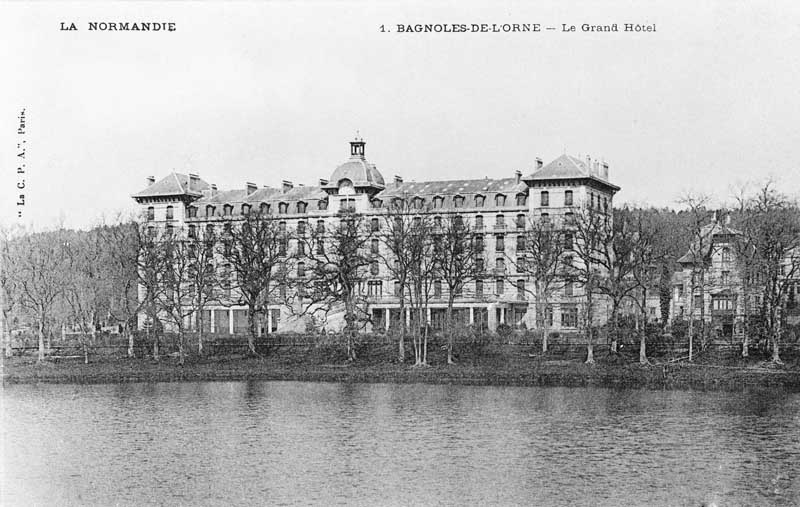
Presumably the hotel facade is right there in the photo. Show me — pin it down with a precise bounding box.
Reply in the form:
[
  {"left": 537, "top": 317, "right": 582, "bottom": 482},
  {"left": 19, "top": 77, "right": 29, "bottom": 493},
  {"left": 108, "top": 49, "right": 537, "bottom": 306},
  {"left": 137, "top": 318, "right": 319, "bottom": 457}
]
[{"left": 132, "top": 138, "right": 620, "bottom": 335}]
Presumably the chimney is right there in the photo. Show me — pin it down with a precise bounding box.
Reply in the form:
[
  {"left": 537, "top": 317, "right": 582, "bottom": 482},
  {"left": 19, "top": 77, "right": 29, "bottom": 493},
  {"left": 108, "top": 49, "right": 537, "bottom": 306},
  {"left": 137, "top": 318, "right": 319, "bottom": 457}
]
[
  {"left": 535, "top": 158, "right": 543, "bottom": 170},
  {"left": 601, "top": 161, "right": 609, "bottom": 180},
  {"left": 282, "top": 180, "right": 293, "bottom": 193},
  {"left": 319, "top": 178, "right": 329, "bottom": 186},
  {"left": 515, "top": 170, "right": 522, "bottom": 184},
  {"left": 394, "top": 175, "right": 403, "bottom": 187},
  {"left": 146, "top": 176, "right": 155, "bottom": 186},
  {"left": 246, "top": 182, "right": 257, "bottom": 195},
  {"left": 210, "top": 184, "right": 218, "bottom": 196},
  {"left": 188, "top": 173, "right": 199, "bottom": 191}
]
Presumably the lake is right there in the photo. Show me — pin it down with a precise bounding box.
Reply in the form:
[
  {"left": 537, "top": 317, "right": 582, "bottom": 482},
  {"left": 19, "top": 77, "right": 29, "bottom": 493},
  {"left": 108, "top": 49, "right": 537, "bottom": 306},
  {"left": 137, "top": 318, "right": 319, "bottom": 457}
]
[{"left": 3, "top": 381, "right": 799, "bottom": 506}]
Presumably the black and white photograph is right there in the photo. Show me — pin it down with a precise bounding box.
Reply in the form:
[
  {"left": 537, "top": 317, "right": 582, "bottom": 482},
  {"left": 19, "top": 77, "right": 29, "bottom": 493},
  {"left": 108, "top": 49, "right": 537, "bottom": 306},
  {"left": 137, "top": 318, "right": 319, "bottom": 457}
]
[{"left": 2, "top": 1, "right": 800, "bottom": 505}]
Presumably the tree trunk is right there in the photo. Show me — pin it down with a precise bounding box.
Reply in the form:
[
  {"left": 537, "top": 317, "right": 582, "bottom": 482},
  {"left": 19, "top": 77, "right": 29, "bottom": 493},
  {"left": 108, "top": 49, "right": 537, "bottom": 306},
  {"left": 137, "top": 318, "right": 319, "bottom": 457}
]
[
  {"left": 741, "top": 332, "right": 749, "bottom": 358},
  {"left": 446, "top": 300, "right": 454, "bottom": 365},
  {"left": 639, "top": 291, "right": 649, "bottom": 365},
  {"left": 126, "top": 324, "right": 134, "bottom": 358},
  {"left": 610, "top": 304, "right": 619, "bottom": 354},
  {"left": 585, "top": 293, "right": 595, "bottom": 365},
  {"left": 177, "top": 328, "right": 185, "bottom": 365},
  {"left": 152, "top": 328, "right": 159, "bottom": 361},
  {"left": 586, "top": 341, "right": 595, "bottom": 364},
  {"left": 771, "top": 309, "right": 783, "bottom": 364},
  {"left": 246, "top": 308, "right": 258, "bottom": 356},
  {"left": 37, "top": 319, "right": 45, "bottom": 362},
  {"left": 197, "top": 313, "right": 204, "bottom": 356},
  {"left": 398, "top": 292, "right": 406, "bottom": 363}
]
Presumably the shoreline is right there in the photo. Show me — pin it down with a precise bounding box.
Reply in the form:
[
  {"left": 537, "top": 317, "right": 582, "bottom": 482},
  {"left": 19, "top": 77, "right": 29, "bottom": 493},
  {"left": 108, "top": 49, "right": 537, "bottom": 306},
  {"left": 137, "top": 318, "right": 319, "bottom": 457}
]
[{"left": 4, "top": 355, "right": 800, "bottom": 392}]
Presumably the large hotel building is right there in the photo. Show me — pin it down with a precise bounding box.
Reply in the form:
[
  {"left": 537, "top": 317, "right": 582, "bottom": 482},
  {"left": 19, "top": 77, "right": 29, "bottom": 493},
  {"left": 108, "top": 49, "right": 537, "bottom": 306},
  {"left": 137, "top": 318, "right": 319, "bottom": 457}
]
[{"left": 133, "top": 138, "right": 620, "bottom": 335}]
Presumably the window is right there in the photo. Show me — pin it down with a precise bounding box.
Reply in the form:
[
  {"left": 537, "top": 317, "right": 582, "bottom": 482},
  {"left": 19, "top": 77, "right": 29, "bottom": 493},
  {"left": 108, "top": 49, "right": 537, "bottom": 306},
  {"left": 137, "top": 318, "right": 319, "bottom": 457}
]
[
  {"left": 453, "top": 195, "right": 464, "bottom": 208},
  {"left": 297, "top": 241, "right": 306, "bottom": 256},
  {"left": 278, "top": 202, "right": 288, "bottom": 214},
  {"left": 434, "top": 216, "right": 442, "bottom": 229},
  {"left": 206, "top": 205, "right": 215, "bottom": 218},
  {"left": 541, "top": 212, "right": 550, "bottom": 222},
  {"left": 564, "top": 232, "right": 573, "bottom": 250},
  {"left": 475, "top": 279, "right": 484, "bottom": 297},
  {"left": 164, "top": 206, "right": 174, "bottom": 220},
  {"left": 371, "top": 199, "right": 382, "bottom": 209},
  {"left": 434, "top": 280, "right": 442, "bottom": 298},
  {"left": 279, "top": 238, "right": 287, "bottom": 256},
  {"left": 239, "top": 204, "right": 249, "bottom": 215},
  {"left": 721, "top": 271, "right": 730, "bottom": 285},
  {"left": 564, "top": 190, "right": 573, "bottom": 206},
  {"left": 496, "top": 214, "right": 505, "bottom": 229},
  {"left": 371, "top": 218, "right": 380, "bottom": 232},
  {"left": 297, "top": 202, "right": 307, "bottom": 214},
  {"left": 188, "top": 225, "right": 196, "bottom": 239},
  {"left": 475, "top": 195, "right": 485, "bottom": 207},
  {"left": 561, "top": 305, "right": 578, "bottom": 327},
  {"left": 476, "top": 258, "right": 485, "bottom": 273},
  {"left": 297, "top": 262, "right": 306, "bottom": 277},
  {"left": 370, "top": 261, "right": 379, "bottom": 276},
  {"left": 279, "top": 221, "right": 286, "bottom": 233},
  {"left": 165, "top": 224, "right": 174, "bottom": 237},
  {"left": 516, "top": 235, "right": 526, "bottom": 251},
  {"left": 475, "top": 215, "right": 484, "bottom": 230},
  {"left": 260, "top": 203, "right": 270, "bottom": 215},
  {"left": 495, "top": 194, "right": 506, "bottom": 206},
  {"left": 205, "top": 224, "right": 214, "bottom": 236},
  {"left": 371, "top": 239, "right": 379, "bottom": 255},
  {"left": 187, "top": 206, "right": 197, "bottom": 218},
  {"left": 603, "top": 198, "right": 608, "bottom": 212},
  {"left": 713, "top": 295, "right": 733, "bottom": 311},
  {"left": 223, "top": 222, "right": 232, "bottom": 235},
  {"left": 318, "top": 199, "right": 328, "bottom": 210},
  {"left": 367, "top": 281, "right": 383, "bottom": 297},
  {"left": 516, "top": 214, "right": 525, "bottom": 229},
  {"left": 454, "top": 215, "right": 464, "bottom": 229},
  {"left": 495, "top": 234, "right": 505, "bottom": 252},
  {"left": 721, "top": 247, "right": 731, "bottom": 263},
  {"left": 590, "top": 193, "right": 595, "bottom": 209},
  {"left": 516, "top": 256, "right": 526, "bottom": 272},
  {"left": 564, "top": 255, "right": 574, "bottom": 268},
  {"left": 544, "top": 306, "right": 553, "bottom": 327},
  {"left": 564, "top": 281, "right": 573, "bottom": 296},
  {"left": 540, "top": 191, "right": 549, "bottom": 207},
  {"left": 316, "top": 238, "right": 324, "bottom": 255},
  {"left": 317, "top": 220, "right": 325, "bottom": 234},
  {"left": 146, "top": 206, "right": 155, "bottom": 220},
  {"left": 394, "top": 281, "right": 402, "bottom": 297},
  {"left": 516, "top": 193, "right": 527, "bottom": 206},
  {"left": 340, "top": 198, "right": 356, "bottom": 212},
  {"left": 279, "top": 283, "right": 287, "bottom": 298},
  {"left": 516, "top": 280, "right": 525, "bottom": 299},
  {"left": 496, "top": 258, "right": 505, "bottom": 271},
  {"left": 433, "top": 196, "right": 444, "bottom": 209},
  {"left": 475, "top": 235, "right": 484, "bottom": 250},
  {"left": 297, "top": 221, "right": 306, "bottom": 236},
  {"left": 496, "top": 279, "right": 504, "bottom": 295}
]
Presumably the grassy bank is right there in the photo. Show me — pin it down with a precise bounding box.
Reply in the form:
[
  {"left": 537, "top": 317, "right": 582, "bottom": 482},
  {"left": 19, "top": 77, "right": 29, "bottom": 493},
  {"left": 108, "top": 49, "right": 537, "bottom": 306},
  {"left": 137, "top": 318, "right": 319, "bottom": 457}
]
[{"left": 3, "top": 343, "right": 800, "bottom": 392}]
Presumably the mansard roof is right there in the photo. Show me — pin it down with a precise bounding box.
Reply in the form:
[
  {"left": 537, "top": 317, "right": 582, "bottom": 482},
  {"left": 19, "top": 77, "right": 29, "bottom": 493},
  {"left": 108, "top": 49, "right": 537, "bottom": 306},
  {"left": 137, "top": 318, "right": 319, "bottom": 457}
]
[
  {"left": 191, "top": 185, "right": 327, "bottom": 207},
  {"left": 524, "top": 154, "right": 620, "bottom": 192},
  {"left": 378, "top": 177, "right": 527, "bottom": 200},
  {"left": 132, "top": 172, "right": 209, "bottom": 198}
]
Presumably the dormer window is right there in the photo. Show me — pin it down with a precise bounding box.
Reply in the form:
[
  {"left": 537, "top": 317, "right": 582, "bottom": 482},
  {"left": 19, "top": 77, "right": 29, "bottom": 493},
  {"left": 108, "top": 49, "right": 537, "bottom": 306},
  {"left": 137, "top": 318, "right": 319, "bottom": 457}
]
[
  {"left": 453, "top": 195, "right": 464, "bottom": 208},
  {"left": 242, "top": 204, "right": 251, "bottom": 215},
  {"left": 515, "top": 193, "right": 527, "bottom": 206},
  {"left": 297, "top": 201, "right": 307, "bottom": 214},
  {"left": 260, "top": 203, "right": 270, "bottom": 215},
  {"left": 278, "top": 202, "right": 288, "bottom": 214},
  {"left": 206, "top": 205, "right": 215, "bottom": 218},
  {"left": 223, "top": 204, "right": 233, "bottom": 216},
  {"left": 413, "top": 197, "right": 425, "bottom": 209},
  {"left": 495, "top": 194, "right": 506, "bottom": 207},
  {"left": 166, "top": 206, "right": 174, "bottom": 220},
  {"left": 433, "top": 196, "right": 444, "bottom": 209},
  {"left": 475, "top": 195, "right": 485, "bottom": 207},
  {"left": 318, "top": 199, "right": 328, "bottom": 211}
]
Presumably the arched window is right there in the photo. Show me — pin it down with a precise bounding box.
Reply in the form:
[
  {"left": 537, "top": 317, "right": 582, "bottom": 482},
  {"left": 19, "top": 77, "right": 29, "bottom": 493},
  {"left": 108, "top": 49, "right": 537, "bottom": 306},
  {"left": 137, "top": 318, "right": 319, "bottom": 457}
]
[
  {"left": 278, "top": 202, "right": 288, "bottom": 214},
  {"left": 297, "top": 221, "right": 306, "bottom": 236},
  {"left": 495, "top": 194, "right": 506, "bottom": 206},
  {"left": 297, "top": 201, "right": 307, "bottom": 214}
]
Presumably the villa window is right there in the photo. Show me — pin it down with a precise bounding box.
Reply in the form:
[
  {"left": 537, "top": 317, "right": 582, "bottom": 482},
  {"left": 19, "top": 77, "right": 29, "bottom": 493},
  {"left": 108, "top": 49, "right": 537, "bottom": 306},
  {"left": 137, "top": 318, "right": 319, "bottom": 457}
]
[
  {"left": 433, "top": 196, "right": 444, "bottom": 209},
  {"left": 146, "top": 206, "right": 155, "bottom": 220},
  {"left": 475, "top": 215, "right": 484, "bottom": 230},
  {"left": 721, "top": 247, "right": 731, "bottom": 263},
  {"left": 371, "top": 239, "right": 379, "bottom": 255},
  {"left": 187, "top": 206, "right": 197, "bottom": 218},
  {"left": 371, "top": 218, "right": 380, "bottom": 232},
  {"left": 516, "top": 193, "right": 527, "bottom": 206},
  {"left": 564, "top": 232, "right": 573, "bottom": 250},
  {"left": 370, "top": 261, "right": 379, "bottom": 276},
  {"left": 260, "top": 203, "right": 270, "bottom": 215},
  {"left": 434, "top": 280, "right": 442, "bottom": 298},
  {"left": 495, "top": 234, "right": 505, "bottom": 252},
  {"left": 166, "top": 206, "right": 174, "bottom": 220},
  {"left": 516, "top": 214, "right": 525, "bottom": 229},
  {"left": 297, "top": 221, "right": 306, "bottom": 236},
  {"left": 316, "top": 220, "right": 325, "bottom": 234},
  {"left": 495, "top": 214, "right": 505, "bottom": 229},
  {"left": 565, "top": 281, "right": 573, "bottom": 297},
  {"left": 516, "top": 280, "right": 525, "bottom": 299},
  {"left": 496, "top": 279, "right": 504, "bottom": 296},
  {"left": 318, "top": 199, "right": 328, "bottom": 211},
  {"left": 188, "top": 225, "right": 196, "bottom": 239},
  {"left": 205, "top": 224, "right": 214, "bottom": 236},
  {"left": 516, "top": 235, "right": 526, "bottom": 251},
  {"left": 564, "top": 190, "right": 573, "bottom": 206},
  {"left": 540, "top": 191, "right": 549, "bottom": 207},
  {"left": 561, "top": 305, "right": 578, "bottom": 327},
  {"left": 206, "top": 205, "right": 215, "bottom": 218},
  {"left": 297, "top": 262, "right": 306, "bottom": 277},
  {"left": 475, "top": 235, "right": 484, "bottom": 250},
  {"left": 475, "top": 279, "right": 484, "bottom": 297}
]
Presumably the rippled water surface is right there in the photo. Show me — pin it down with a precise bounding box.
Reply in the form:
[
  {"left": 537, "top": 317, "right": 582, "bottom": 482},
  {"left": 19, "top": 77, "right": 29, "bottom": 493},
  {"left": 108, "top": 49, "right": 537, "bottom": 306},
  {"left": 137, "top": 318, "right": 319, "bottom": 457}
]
[{"left": 3, "top": 381, "right": 799, "bottom": 506}]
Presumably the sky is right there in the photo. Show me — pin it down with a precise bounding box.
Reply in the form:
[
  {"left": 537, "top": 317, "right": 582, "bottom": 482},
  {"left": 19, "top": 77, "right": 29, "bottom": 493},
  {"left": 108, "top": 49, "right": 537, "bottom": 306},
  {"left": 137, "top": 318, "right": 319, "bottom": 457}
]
[{"left": 2, "top": 0, "right": 800, "bottom": 231}]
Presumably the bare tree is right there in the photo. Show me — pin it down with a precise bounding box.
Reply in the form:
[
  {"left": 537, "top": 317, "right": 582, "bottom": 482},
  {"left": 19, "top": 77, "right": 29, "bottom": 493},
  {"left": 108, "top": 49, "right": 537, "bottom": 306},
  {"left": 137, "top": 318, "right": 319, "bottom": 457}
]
[
  {"left": 136, "top": 223, "right": 168, "bottom": 360},
  {"left": 184, "top": 225, "right": 218, "bottom": 355},
  {"left": 220, "top": 211, "right": 289, "bottom": 356},
  {"left": 14, "top": 228, "right": 72, "bottom": 362},
  {"left": 407, "top": 214, "right": 437, "bottom": 366},
  {"left": 626, "top": 209, "right": 662, "bottom": 364},
  {"left": 435, "top": 214, "right": 482, "bottom": 364},
  {"left": 0, "top": 225, "right": 22, "bottom": 358},
  {"left": 568, "top": 205, "right": 611, "bottom": 364},
  {"left": 511, "top": 216, "right": 565, "bottom": 353},
  {"left": 157, "top": 232, "right": 196, "bottom": 365},
  {"left": 677, "top": 193, "right": 713, "bottom": 361},
  {"left": 295, "top": 211, "right": 373, "bottom": 361},
  {"left": 734, "top": 182, "right": 800, "bottom": 364}
]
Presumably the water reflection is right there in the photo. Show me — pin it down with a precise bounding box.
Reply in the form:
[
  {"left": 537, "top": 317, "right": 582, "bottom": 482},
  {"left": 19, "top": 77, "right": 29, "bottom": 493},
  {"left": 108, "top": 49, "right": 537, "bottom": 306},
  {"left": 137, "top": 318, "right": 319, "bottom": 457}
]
[{"left": 3, "top": 382, "right": 799, "bottom": 506}]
